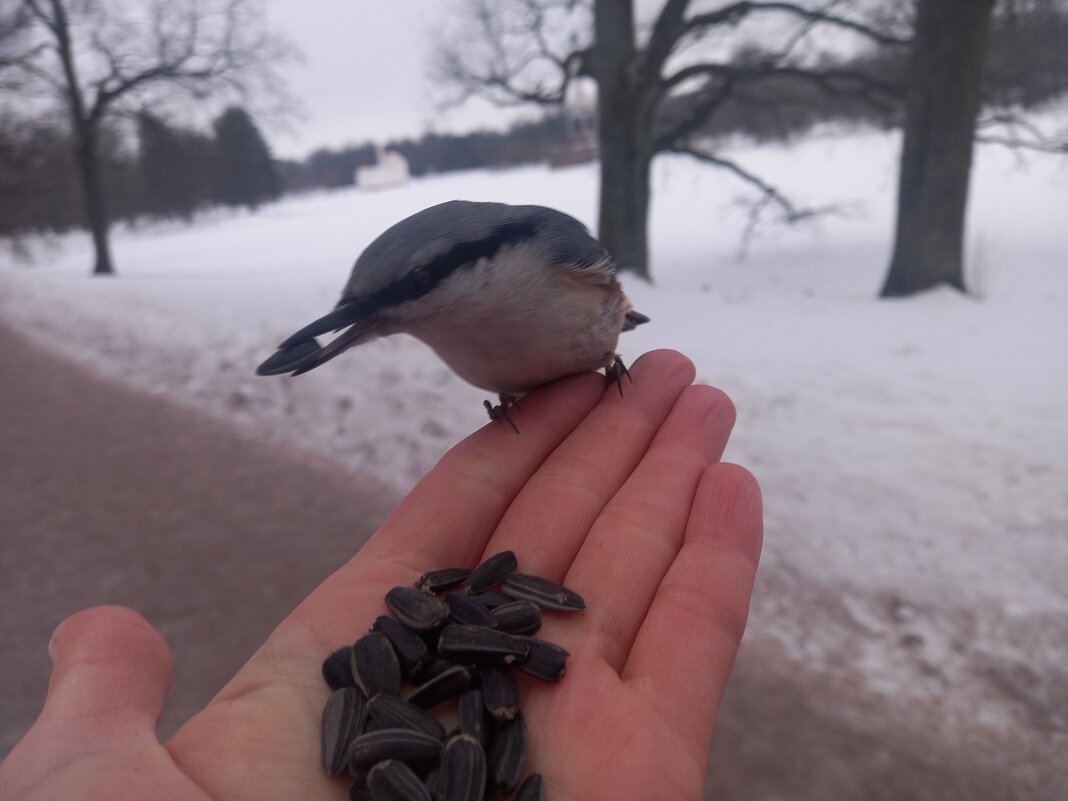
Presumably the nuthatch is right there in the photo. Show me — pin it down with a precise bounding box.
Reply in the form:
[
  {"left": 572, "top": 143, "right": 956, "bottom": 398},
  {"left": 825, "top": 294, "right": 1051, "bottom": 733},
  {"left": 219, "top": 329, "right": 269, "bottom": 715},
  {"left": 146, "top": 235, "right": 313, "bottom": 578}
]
[{"left": 255, "top": 200, "right": 649, "bottom": 430}]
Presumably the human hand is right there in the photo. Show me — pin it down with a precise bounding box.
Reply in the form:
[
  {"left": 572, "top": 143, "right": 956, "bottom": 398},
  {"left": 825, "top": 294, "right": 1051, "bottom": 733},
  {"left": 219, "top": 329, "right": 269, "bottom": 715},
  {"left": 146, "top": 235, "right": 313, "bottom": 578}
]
[{"left": 0, "top": 350, "right": 762, "bottom": 801}]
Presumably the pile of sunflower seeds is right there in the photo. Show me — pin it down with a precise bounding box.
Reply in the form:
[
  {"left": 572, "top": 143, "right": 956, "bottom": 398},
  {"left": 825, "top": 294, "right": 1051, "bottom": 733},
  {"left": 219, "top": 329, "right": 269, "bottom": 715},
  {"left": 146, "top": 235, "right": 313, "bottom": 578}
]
[{"left": 320, "top": 550, "right": 585, "bottom": 801}]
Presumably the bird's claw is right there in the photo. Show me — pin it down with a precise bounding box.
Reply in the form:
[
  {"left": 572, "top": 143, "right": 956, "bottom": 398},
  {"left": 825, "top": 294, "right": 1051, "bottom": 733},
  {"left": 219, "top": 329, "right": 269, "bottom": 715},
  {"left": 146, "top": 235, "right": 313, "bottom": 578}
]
[
  {"left": 605, "top": 354, "right": 632, "bottom": 397},
  {"left": 484, "top": 393, "right": 520, "bottom": 434}
]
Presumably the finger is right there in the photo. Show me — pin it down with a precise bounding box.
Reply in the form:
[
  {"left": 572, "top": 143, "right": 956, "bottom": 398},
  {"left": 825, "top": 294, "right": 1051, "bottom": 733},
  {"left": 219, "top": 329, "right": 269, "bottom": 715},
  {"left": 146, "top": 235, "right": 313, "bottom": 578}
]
[
  {"left": 359, "top": 368, "right": 608, "bottom": 570},
  {"left": 622, "top": 464, "right": 762, "bottom": 759},
  {"left": 558, "top": 385, "right": 736, "bottom": 670},
  {"left": 237, "top": 370, "right": 608, "bottom": 668},
  {"left": 482, "top": 350, "right": 697, "bottom": 579},
  {"left": 40, "top": 605, "right": 173, "bottom": 738}
]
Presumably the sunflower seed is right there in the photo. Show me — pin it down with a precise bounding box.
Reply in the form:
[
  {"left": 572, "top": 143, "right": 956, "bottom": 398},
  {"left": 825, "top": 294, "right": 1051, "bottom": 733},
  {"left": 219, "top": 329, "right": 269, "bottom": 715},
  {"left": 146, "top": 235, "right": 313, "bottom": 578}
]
[
  {"left": 480, "top": 664, "right": 520, "bottom": 721},
  {"left": 349, "top": 776, "right": 371, "bottom": 801},
  {"left": 457, "top": 687, "right": 487, "bottom": 746},
  {"left": 365, "top": 760, "right": 431, "bottom": 801},
  {"left": 445, "top": 592, "right": 499, "bottom": 627},
  {"left": 438, "top": 625, "right": 529, "bottom": 665},
  {"left": 490, "top": 600, "right": 542, "bottom": 635},
  {"left": 346, "top": 728, "right": 443, "bottom": 774},
  {"left": 486, "top": 711, "right": 527, "bottom": 796},
  {"left": 366, "top": 759, "right": 433, "bottom": 801},
  {"left": 514, "top": 637, "right": 570, "bottom": 682},
  {"left": 465, "top": 551, "right": 518, "bottom": 594},
  {"left": 472, "top": 592, "right": 512, "bottom": 610},
  {"left": 321, "top": 687, "right": 367, "bottom": 776},
  {"left": 406, "top": 664, "right": 474, "bottom": 709},
  {"left": 440, "top": 733, "right": 487, "bottom": 801},
  {"left": 367, "top": 693, "right": 447, "bottom": 740},
  {"left": 424, "top": 767, "right": 445, "bottom": 801},
  {"left": 410, "top": 657, "right": 456, "bottom": 685},
  {"left": 351, "top": 632, "right": 401, "bottom": 697},
  {"left": 323, "top": 645, "right": 357, "bottom": 690},
  {"left": 416, "top": 567, "right": 472, "bottom": 593},
  {"left": 372, "top": 615, "right": 430, "bottom": 679},
  {"left": 502, "top": 573, "right": 585, "bottom": 611},
  {"left": 514, "top": 773, "right": 544, "bottom": 801},
  {"left": 385, "top": 586, "right": 450, "bottom": 631}
]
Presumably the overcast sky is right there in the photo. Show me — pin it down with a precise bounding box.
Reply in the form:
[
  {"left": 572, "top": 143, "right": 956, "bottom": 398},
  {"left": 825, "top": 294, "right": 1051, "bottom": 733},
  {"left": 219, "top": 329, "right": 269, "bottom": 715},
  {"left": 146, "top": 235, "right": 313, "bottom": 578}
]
[{"left": 264, "top": 0, "right": 520, "bottom": 159}]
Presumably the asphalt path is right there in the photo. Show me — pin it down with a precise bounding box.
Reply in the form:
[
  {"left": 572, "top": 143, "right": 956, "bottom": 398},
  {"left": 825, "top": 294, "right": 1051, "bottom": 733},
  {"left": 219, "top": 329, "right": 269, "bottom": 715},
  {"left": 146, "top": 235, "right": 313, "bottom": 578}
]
[{"left": 0, "top": 320, "right": 392, "bottom": 755}]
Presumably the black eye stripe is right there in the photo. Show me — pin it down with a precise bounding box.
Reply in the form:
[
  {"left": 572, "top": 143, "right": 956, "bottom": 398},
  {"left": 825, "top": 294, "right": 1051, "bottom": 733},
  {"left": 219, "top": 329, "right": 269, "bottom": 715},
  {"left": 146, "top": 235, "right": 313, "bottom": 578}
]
[{"left": 358, "top": 220, "right": 539, "bottom": 313}]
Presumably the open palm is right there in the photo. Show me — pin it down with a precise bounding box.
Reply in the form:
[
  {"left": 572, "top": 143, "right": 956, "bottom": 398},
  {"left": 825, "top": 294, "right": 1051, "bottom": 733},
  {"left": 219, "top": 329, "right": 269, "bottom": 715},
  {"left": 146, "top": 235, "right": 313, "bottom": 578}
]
[{"left": 1, "top": 350, "right": 762, "bottom": 801}]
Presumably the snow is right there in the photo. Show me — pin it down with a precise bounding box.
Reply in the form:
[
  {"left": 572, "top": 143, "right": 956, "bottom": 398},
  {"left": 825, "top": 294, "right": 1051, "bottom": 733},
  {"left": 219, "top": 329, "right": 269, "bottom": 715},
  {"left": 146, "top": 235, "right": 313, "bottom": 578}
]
[{"left": 2, "top": 127, "right": 1067, "bottom": 759}]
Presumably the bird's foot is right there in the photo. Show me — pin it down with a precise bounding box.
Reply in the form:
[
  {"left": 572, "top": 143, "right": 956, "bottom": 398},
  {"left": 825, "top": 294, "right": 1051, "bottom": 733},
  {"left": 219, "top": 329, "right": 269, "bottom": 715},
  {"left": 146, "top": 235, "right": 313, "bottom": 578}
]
[
  {"left": 484, "top": 393, "right": 521, "bottom": 434},
  {"left": 605, "top": 354, "right": 633, "bottom": 397}
]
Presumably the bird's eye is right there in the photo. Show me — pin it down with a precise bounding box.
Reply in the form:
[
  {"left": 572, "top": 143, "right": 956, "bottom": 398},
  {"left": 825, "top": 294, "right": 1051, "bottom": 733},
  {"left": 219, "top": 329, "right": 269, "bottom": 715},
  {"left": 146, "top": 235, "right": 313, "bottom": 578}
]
[{"left": 407, "top": 268, "right": 432, "bottom": 296}]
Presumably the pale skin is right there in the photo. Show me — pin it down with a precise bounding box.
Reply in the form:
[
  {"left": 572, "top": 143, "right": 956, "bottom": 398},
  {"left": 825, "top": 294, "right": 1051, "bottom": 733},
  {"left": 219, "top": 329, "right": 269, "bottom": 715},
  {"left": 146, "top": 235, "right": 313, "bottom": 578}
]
[{"left": 1, "top": 350, "right": 763, "bottom": 801}]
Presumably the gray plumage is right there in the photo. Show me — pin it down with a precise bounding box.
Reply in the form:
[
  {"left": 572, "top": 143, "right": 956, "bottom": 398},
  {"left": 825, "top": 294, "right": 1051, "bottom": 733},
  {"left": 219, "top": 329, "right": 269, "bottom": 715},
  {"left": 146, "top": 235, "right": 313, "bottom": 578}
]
[{"left": 256, "top": 200, "right": 647, "bottom": 400}]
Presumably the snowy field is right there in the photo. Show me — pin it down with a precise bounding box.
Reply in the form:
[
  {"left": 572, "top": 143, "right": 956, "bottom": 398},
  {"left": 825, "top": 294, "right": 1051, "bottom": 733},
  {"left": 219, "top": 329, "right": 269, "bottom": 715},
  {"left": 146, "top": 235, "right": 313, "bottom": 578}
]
[{"left": 2, "top": 128, "right": 1067, "bottom": 788}]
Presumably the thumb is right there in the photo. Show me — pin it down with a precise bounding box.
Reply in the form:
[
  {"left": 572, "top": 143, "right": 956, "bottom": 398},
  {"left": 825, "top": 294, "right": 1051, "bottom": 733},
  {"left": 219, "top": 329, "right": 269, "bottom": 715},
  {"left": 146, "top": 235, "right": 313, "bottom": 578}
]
[
  {"left": 41, "top": 605, "right": 173, "bottom": 738},
  {"left": 0, "top": 607, "right": 177, "bottom": 798}
]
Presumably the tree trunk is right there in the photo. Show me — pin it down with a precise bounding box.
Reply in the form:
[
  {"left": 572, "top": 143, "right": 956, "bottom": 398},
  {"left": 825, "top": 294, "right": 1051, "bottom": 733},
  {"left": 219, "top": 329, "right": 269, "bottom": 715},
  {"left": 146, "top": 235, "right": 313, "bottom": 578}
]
[
  {"left": 593, "top": 0, "right": 654, "bottom": 278},
  {"left": 75, "top": 132, "right": 115, "bottom": 276},
  {"left": 49, "top": 0, "right": 115, "bottom": 275},
  {"left": 881, "top": 0, "right": 996, "bottom": 297}
]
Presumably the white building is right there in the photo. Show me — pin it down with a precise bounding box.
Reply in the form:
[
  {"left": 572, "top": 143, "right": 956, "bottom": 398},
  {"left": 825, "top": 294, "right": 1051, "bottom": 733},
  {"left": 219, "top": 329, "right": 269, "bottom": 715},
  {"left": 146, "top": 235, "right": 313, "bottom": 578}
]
[{"left": 355, "top": 147, "right": 410, "bottom": 189}]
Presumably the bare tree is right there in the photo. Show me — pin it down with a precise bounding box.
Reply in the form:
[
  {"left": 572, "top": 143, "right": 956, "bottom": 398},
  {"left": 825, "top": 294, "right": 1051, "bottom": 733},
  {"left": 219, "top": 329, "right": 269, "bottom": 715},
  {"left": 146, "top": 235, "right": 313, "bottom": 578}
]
[
  {"left": 436, "top": 0, "right": 904, "bottom": 277},
  {"left": 11, "top": 0, "right": 293, "bottom": 275},
  {"left": 880, "top": 0, "right": 997, "bottom": 297}
]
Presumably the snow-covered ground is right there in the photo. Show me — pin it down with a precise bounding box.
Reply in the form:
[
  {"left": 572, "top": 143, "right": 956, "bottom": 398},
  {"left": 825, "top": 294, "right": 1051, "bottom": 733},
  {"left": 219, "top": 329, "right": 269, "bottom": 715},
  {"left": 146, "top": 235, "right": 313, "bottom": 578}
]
[{"left": 3, "top": 128, "right": 1066, "bottom": 781}]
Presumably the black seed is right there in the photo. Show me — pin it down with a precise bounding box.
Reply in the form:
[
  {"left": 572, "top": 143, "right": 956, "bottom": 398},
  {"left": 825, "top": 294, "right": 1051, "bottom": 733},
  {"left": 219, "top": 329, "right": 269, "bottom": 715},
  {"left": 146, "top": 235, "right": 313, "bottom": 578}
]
[
  {"left": 490, "top": 600, "right": 543, "bottom": 635},
  {"left": 438, "top": 625, "right": 529, "bottom": 665},
  {"left": 445, "top": 592, "right": 499, "bottom": 627},
  {"left": 416, "top": 567, "right": 472, "bottom": 593},
  {"left": 440, "top": 733, "right": 487, "bottom": 801},
  {"left": 349, "top": 776, "right": 371, "bottom": 801},
  {"left": 367, "top": 759, "right": 433, "bottom": 801},
  {"left": 457, "top": 687, "right": 487, "bottom": 746},
  {"left": 514, "top": 637, "right": 570, "bottom": 682},
  {"left": 406, "top": 665, "right": 474, "bottom": 709},
  {"left": 486, "top": 711, "right": 527, "bottom": 796},
  {"left": 323, "top": 645, "right": 357, "bottom": 690},
  {"left": 480, "top": 664, "right": 520, "bottom": 721},
  {"left": 372, "top": 615, "right": 430, "bottom": 679},
  {"left": 367, "top": 693, "right": 447, "bottom": 740},
  {"left": 502, "top": 573, "right": 585, "bottom": 611},
  {"left": 472, "top": 592, "right": 512, "bottom": 610},
  {"left": 411, "top": 657, "right": 457, "bottom": 685},
  {"left": 386, "top": 586, "right": 450, "bottom": 632},
  {"left": 321, "top": 687, "right": 367, "bottom": 776},
  {"left": 465, "top": 551, "right": 518, "bottom": 594},
  {"left": 346, "top": 728, "right": 443, "bottom": 774},
  {"left": 352, "top": 632, "right": 401, "bottom": 697},
  {"left": 514, "top": 773, "right": 544, "bottom": 801},
  {"left": 424, "top": 767, "right": 445, "bottom": 801}
]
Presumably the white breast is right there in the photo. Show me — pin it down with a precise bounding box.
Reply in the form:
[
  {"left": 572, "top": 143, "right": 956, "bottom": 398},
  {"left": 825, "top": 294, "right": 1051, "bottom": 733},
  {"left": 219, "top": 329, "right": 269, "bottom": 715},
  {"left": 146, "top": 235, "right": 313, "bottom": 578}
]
[{"left": 401, "top": 244, "right": 628, "bottom": 395}]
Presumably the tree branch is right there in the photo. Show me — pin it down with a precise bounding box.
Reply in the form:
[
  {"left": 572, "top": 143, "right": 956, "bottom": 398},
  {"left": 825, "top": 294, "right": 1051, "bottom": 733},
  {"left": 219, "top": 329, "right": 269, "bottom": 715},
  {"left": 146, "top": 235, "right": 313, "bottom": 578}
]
[
  {"left": 684, "top": 1, "right": 910, "bottom": 47},
  {"left": 653, "top": 76, "right": 735, "bottom": 150},
  {"left": 975, "top": 110, "right": 1068, "bottom": 154},
  {"left": 665, "top": 142, "right": 836, "bottom": 256},
  {"left": 432, "top": 0, "right": 591, "bottom": 110},
  {"left": 641, "top": 0, "right": 692, "bottom": 79}
]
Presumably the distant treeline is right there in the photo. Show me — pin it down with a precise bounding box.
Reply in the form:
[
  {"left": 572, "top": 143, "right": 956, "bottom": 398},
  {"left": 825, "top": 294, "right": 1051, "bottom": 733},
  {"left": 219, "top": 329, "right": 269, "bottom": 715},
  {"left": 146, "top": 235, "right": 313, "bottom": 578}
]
[
  {"left": 2, "top": 3, "right": 1065, "bottom": 239},
  {"left": 0, "top": 106, "right": 279, "bottom": 238}
]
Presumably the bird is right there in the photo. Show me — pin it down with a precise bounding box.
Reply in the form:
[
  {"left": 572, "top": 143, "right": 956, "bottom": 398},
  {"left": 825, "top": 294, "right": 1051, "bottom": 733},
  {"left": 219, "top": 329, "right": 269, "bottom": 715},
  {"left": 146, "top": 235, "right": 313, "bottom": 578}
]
[{"left": 255, "top": 200, "right": 649, "bottom": 431}]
